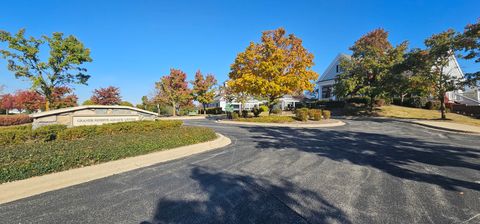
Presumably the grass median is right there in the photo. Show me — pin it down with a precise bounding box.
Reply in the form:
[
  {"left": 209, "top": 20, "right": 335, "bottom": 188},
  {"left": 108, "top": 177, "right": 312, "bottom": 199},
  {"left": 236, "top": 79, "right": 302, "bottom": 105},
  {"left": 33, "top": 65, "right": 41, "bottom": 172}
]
[{"left": 0, "top": 122, "right": 216, "bottom": 183}]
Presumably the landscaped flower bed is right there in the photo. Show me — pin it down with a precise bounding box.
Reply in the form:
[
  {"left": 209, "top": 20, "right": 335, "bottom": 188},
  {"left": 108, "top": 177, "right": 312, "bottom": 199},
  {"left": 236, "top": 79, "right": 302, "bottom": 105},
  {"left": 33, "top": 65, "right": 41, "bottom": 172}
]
[
  {"left": 0, "top": 120, "right": 217, "bottom": 183},
  {"left": 234, "top": 116, "right": 296, "bottom": 123}
]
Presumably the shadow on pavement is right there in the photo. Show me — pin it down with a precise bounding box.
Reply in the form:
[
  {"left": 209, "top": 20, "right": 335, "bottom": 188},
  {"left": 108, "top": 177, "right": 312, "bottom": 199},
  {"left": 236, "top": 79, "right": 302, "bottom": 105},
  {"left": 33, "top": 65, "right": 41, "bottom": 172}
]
[
  {"left": 142, "top": 166, "right": 351, "bottom": 224},
  {"left": 243, "top": 124, "right": 480, "bottom": 192}
]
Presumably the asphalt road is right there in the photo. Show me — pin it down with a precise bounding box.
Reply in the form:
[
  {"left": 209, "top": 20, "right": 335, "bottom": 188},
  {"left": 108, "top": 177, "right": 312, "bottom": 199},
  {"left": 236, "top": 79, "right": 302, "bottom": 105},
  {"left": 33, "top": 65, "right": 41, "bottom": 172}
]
[{"left": 1, "top": 118, "right": 479, "bottom": 224}]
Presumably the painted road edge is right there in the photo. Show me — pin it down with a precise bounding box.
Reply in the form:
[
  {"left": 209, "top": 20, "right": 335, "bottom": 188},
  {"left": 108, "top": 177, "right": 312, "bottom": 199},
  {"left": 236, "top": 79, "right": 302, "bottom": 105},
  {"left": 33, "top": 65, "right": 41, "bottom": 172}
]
[{"left": 0, "top": 133, "right": 231, "bottom": 204}]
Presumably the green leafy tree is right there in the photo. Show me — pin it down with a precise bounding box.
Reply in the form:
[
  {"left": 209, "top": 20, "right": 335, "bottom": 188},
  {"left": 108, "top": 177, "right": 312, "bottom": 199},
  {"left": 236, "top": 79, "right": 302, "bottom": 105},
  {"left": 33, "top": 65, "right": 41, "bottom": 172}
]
[
  {"left": 192, "top": 70, "right": 217, "bottom": 114},
  {"left": 385, "top": 52, "right": 433, "bottom": 102},
  {"left": 154, "top": 69, "right": 192, "bottom": 116},
  {"left": 334, "top": 28, "right": 407, "bottom": 111},
  {"left": 417, "top": 30, "right": 461, "bottom": 119},
  {"left": 228, "top": 28, "right": 318, "bottom": 114},
  {"left": 82, "top": 99, "right": 94, "bottom": 105},
  {"left": 119, "top": 101, "right": 134, "bottom": 107},
  {"left": 456, "top": 19, "right": 480, "bottom": 87},
  {"left": 0, "top": 29, "right": 92, "bottom": 111}
]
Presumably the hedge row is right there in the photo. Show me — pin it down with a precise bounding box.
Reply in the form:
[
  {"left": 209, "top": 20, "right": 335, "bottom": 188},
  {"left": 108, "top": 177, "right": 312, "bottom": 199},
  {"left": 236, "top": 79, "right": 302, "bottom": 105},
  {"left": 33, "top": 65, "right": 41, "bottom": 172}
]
[
  {"left": 0, "top": 115, "right": 33, "bottom": 126},
  {"left": 199, "top": 107, "right": 224, "bottom": 115},
  {"left": 392, "top": 97, "right": 441, "bottom": 110},
  {"left": 295, "top": 108, "right": 331, "bottom": 121},
  {"left": 0, "top": 120, "right": 183, "bottom": 145},
  {"left": 0, "top": 126, "right": 216, "bottom": 183}
]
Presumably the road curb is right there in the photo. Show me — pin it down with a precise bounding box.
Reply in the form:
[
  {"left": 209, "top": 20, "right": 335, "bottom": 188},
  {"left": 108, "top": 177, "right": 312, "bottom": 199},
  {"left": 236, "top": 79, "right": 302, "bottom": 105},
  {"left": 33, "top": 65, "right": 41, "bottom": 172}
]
[
  {"left": 409, "top": 120, "right": 480, "bottom": 135},
  {"left": 217, "top": 119, "right": 345, "bottom": 128},
  {"left": 157, "top": 115, "right": 207, "bottom": 120},
  {"left": 0, "top": 133, "right": 231, "bottom": 205}
]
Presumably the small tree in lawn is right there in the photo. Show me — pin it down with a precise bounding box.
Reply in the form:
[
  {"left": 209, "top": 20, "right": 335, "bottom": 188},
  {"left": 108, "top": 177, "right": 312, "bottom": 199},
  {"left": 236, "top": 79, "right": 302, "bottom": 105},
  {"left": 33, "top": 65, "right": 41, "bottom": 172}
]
[
  {"left": 228, "top": 28, "right": 319, "bottom": 115},
  {"left": 154, "top": 69, "right": 192, "bottom": 116},
  {"left": 0, "top": 93, "right": 16, "bottom": 114},
  {"left": 334, "top": 28, "right": 407, "bottom": 111},
  {"left": 456, "top": 18, "right": 480, "bottom": 87},
  {"left": 192, "top": 70, "right": 217, "bottom": 114},
  {"left": 0, "top": 29, "right": 92, "bottom": 111},
  {"left": 417, "top": 29, "right": 461, "bottom": 119},
  {"left": 91, "top": 86, "right": 122, "bottom": 105}
]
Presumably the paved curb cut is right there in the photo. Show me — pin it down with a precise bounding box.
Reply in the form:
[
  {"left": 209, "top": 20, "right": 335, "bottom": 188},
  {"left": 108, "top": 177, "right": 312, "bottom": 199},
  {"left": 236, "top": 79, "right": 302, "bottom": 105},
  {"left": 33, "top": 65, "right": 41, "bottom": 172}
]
[
  {"left": 0, "top": 133, "right": 231, "bottom": 205},
  {"left": 217, "top": 119, "right": 345, "bottom": 128}
]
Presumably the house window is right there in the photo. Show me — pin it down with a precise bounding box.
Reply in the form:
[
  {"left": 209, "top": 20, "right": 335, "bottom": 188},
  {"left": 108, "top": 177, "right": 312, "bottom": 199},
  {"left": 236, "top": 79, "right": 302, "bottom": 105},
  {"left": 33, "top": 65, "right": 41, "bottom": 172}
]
[
  {"left": 322, "top": 85, "right": 333, "bottom": 99},
  {"left": 336, "top": 64, "right": 343, "bottom": 73}
]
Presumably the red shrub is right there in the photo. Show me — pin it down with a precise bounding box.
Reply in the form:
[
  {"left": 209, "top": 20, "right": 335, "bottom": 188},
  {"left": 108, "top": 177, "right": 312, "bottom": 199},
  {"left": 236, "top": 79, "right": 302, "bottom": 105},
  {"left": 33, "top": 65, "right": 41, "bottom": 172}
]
[{"left": 0, "top": 115, "right": 33, "bottom": 126}]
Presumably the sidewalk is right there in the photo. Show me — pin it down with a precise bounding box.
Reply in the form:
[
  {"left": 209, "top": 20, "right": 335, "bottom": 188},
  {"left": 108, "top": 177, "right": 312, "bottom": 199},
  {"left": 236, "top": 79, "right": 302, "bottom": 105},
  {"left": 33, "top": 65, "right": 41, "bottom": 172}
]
[{"left": 412, "top": 120, "right": 480, "bottom": 134}]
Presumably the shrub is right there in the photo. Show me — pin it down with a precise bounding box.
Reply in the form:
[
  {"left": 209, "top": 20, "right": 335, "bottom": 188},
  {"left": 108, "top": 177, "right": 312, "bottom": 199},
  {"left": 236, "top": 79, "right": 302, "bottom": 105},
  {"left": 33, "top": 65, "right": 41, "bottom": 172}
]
[
  {"left": 272, "top": 108, "right": 282, "bottom": 114},
  {"left": 425, "top": 100, "right": 441, "bottom": 110},
  {"left": 374, "top": 99, "right": 385, "bottom": 107},
  {"left": 322, "top": 110, "right": 331, "bottom": 119},
  {"left": 241, "top": 110, "right": 249, "bottom": 118},
  {"left": 231, "top": 112, "right": 239, "bottom": 119},
  {"left": 32, "top": 125, "right": 67, "bottom": 142},
  {"left": 260, "top": 105, "right": 269, "bottom": 113},
  {"left": 1, "top": 120, "right": 183, "bottom": 145},
  {"left": 233, "top": 116, "right": 295, "bottom": 123},
  {"left": 252, "top": 106, "right": 264, "bottom": 117},
  {"left": 325, "top": 100, "right": 346, "bottom": 108},
  {"left": 0, "top": 126, "right": 216, "bottom": 183},
  {"left": 0, "top": 115, "right": 33, "bottom": 126},
  {"left": 312, "top": 110, "right": 322, "bottom": 121},
  {"left": 308, "top": 109, "right": 321, "bottom": 119},
  {"left": 199, "top": 107, "right": 223, "bottom": 115},
  {"left": 57, "top": 125, "right": 99, "bottom": 140},
  {"left": 403, "top": 97, "right": 427, "bottom": 108},
  {"left": 295, "top": 108, "right": 308, "bottom": 122},
  {"left": 346, "top": 97, "right": 370, "bottom": 105}
]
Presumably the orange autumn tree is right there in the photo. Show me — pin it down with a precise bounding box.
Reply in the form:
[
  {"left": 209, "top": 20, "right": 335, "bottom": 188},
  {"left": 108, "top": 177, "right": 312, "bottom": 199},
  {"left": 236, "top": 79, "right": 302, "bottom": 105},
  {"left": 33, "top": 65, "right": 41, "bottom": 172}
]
[
  {"left": 154, "top": 69, "right": 192, "bottom": 116},
  {"left": 228, "top": 28, "right": 318, "bottom": 114}
]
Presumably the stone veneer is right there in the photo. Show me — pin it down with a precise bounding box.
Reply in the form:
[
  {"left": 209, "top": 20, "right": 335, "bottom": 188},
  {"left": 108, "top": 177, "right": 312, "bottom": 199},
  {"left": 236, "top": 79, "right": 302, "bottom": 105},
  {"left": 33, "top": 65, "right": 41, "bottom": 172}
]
[{"left": 30, "top": 105, "right": 158, "bottom": 129}]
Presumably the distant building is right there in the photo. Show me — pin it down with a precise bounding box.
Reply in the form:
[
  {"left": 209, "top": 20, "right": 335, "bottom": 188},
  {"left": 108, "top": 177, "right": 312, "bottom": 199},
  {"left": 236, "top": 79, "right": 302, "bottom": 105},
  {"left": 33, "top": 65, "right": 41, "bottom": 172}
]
[{"left": 206, "top": 92, "right": 301, "bottom": 112}]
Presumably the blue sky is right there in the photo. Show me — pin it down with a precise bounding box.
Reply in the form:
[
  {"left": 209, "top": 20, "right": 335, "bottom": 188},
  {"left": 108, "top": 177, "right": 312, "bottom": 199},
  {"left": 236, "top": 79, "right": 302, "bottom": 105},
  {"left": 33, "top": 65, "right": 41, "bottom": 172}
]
[{"left": 1, "top": 0, "right": 479, "bottom": 104}]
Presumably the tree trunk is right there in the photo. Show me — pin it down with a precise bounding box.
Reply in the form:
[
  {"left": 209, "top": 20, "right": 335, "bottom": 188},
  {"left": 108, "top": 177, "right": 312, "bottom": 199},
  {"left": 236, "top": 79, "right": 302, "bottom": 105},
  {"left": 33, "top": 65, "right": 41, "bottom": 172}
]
[
  {"left": 172, "top": 102, "right": 176, "bottom": 117},
  {"left": 157, "top": 104, "right": 160, "bottom": 116},
  {"left": 439, "top": 93, "right": 446, "bottom": 120},
  {"left": 45, "top": 100, "right": 50, "bottom": 111},
  {"left": 203, "top": 103, "right": 206, "bottom": 115},
  {"left": 369, "top": 93, "right": 375, "bottom": 112}
]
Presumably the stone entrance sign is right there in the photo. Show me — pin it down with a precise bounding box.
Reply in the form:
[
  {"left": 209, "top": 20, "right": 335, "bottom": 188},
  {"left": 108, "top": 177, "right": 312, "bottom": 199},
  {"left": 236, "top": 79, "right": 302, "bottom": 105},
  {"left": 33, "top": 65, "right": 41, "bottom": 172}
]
[{"left": 30, "top": 105, "right": 158, "bottom": 129}]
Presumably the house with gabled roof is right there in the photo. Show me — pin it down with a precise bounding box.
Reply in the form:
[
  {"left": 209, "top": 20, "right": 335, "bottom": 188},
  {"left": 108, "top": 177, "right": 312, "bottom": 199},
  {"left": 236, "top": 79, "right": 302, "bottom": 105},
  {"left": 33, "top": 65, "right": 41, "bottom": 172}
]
[{"left": 313, "top": 53, "right": 480, "bottom": 105}]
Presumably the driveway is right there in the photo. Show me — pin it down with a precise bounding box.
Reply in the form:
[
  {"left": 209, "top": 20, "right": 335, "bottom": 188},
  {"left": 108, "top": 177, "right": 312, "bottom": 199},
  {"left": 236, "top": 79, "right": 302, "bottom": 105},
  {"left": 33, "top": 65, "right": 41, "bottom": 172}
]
[{"left": 1, "top": 118, "right": 479, "bottom": 223}]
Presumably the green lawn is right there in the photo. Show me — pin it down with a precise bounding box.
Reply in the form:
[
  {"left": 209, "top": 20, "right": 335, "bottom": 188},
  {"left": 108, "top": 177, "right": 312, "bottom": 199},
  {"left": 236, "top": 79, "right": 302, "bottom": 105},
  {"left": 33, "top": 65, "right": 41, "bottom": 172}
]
[
  {"left": 0, "top": 126, "right": 216, "bottom": 183},
  {"left": 377, "top": 105, "right": 480, "bottom": 127}
]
